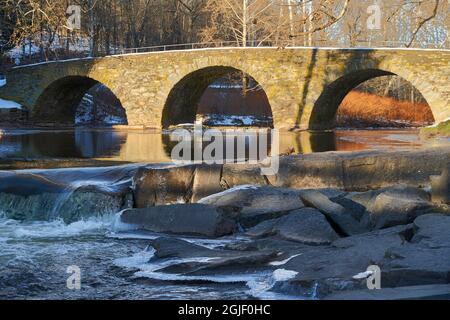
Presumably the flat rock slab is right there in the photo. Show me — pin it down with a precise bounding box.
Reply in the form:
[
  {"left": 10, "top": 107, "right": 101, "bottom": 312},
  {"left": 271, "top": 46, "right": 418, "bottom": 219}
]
[
  {"left": 366, "top": 186, "right": 433, "bottom": 229},
  {"left": 270, "top": 147, "right": 450, "bottom": 191},
  {"left": 412, "top": 214, "right": 450, "bottom": 247},
  {"left": 149, "top": 237, "right": 279, "bottom": 276},
  {"left": 247, "top": 208, "right": 340, "bottom": 245},
  {"left": 324, "top": 284, "right": 450, "bottom": 300},
  {"left": 120, "top": 204, "right": 236, "bottom": 237},
  {"left": 199, "top": 185, "right": 305, "bottom": 227},
  {"left": 299, "top": 189, "right": 368, "bottom": 236},
  {"left": 275, "top": 225, "right": 411, "bottom": 297},
  {"left": 221, "top": 164, "right": 267, "bottom": 188}
]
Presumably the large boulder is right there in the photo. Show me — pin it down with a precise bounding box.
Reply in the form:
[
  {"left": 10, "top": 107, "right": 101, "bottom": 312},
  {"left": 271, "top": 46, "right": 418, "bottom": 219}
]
[
  {"left": 191, "top": 164, "right": 224, "bottom": 203},
  {"left": 247, "top": 208, "right": 340, "bottom": 245},
  {"left": 119, "top": 204, "right": 236, "bottom": 237},
  {"left": 269, "top": 147, "right": 450, "bottom": 191},
  {"left": 299, "top": 189, "right": 368, "bottom": 236},
  {"left": 198, "top": 185, "right": 305, "bottom": 227},
  {"left": 352, "top": 186, "right": 433, "bottom": 229},
  {"left": 132, "top": 164, "right": 196, "bottom": 208},
  {"left": 342, "top": 148, "right": 450, "bottom": 191},
  {"left": 267, "top": 152, "right": 344, "bottom": 189},
  {"left": 431, "top": 167, "right": 450, "bottom": 205},
  {"left": 221, "top": 163, "right": 267, "bottom": 188}
]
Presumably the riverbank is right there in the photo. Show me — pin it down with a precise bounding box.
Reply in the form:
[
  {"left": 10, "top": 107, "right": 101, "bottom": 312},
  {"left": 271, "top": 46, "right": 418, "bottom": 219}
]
[
  {"left": 336, "top": 91, "right": 434, "bottom": 128},
  {"left": 420, "top": 120, "right": 450, "bottom": 139}
]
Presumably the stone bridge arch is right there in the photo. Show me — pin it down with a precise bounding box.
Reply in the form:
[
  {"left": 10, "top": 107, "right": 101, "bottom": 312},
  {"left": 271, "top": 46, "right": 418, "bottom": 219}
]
[
  {"left": 307, "top": 68, "right": 400, "bottom": 129},
  {"left": 161, "top": 65, "right": 274, "bottom": 128},
  {"left": 304, "top": 66, "right": 440, "bottom": 130},
  {"left": 34, "top": 75, "right": 127, "bottom": 125},
  {"left": 33, "top": 75, "right": 95, "bottom": 124},
  {"left": 299, "top": 49, "right": 449, "bottom": 130}
]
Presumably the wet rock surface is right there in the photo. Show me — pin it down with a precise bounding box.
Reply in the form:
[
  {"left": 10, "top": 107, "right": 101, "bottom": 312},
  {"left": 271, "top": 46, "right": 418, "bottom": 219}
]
[
  {"left": 0, "top": 172, "right": 132, "bottom": 222},
  {"left": 191, "top": 164, "right": 224, "bottom": 203},
  {"left": 120, "top": 204, "right": 236, "bottom": 237},
  {"left": 2, "top": 155, "right": 450, "bottom": 300},
  {"left": 133, "top": 165, "right": 196, "bottom": 207},
  {"left": 246, "top": 208, "right": 340, "bottom": 245},
  {"left": 431, "top": 167, "right": 450, "bottom": 204},
  {"left": 270, "top": 147, "right": 450, "bottom": 191},
  {"left": 324, "top": 284, "right": 450, "bottom": 300}
]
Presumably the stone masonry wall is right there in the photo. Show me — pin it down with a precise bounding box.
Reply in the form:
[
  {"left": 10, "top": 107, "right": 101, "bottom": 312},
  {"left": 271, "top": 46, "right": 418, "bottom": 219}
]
[{"left": 0, "top": 48, "right": 448, "bottom": 130}]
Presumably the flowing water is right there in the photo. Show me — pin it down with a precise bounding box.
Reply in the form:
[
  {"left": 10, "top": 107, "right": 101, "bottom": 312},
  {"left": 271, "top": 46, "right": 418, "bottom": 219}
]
[
  {"left": 0, "top": 165, "right": 301, "bottom": 300},
  {"left": 1, "top": 128, "right": 449, "bottom": 300}
]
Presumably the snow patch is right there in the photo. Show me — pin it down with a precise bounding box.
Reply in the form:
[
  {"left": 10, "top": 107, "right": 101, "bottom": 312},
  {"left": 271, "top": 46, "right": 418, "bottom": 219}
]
[
  {"left": 202, "top": 114, "right": 272, "bottom": 127},
  {"left": 269, "top": 254, "right": 302, "bottom": 266},
  {"left": 0, "top": 98, "right": 23, "bottom": 110},
  {"left": 353, "top": 270, "right": 374, "bottom": 280},
  {"left": 272, "top": 269, "right": 299, "bottom": 282}
]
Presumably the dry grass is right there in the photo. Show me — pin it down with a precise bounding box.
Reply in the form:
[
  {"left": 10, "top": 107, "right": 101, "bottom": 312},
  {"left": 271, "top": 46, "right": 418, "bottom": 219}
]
[
  {"left": 337, "top": 91, "right": 435, "bottom": 128},
  {"left": 420, "top": 120, "right": 450, "bottom": 139}
]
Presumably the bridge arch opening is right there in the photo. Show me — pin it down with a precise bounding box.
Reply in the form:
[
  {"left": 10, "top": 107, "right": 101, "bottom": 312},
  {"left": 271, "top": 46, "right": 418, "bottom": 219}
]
[
  {"left": 162, "top": 67, "right": 273, "bottom": 129},
  {"left": 33, "top": 76, "right": 127, "bottom": 126},
  {"left": 308, "top": 69, "right": 435, "bottom": 130}
]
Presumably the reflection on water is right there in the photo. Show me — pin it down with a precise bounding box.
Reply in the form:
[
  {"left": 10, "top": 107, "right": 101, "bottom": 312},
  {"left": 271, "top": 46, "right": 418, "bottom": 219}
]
[{"left": 0, "top": 128, "right": 447, "bottom": 163}]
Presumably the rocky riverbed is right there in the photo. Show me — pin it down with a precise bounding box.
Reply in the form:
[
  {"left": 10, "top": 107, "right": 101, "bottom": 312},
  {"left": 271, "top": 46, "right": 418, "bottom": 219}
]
[
  {"left": 117, "top": 181, "right": 450, "bottom": 299},
  {"left": 1, "top": 148, "right": 449, "bottom": 300}
]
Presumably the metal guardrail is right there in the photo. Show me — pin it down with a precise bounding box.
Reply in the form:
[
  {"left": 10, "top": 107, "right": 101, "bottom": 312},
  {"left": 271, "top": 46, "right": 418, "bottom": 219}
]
[{"left": 119, "top": 39, "right": 449, "bottom": 55}]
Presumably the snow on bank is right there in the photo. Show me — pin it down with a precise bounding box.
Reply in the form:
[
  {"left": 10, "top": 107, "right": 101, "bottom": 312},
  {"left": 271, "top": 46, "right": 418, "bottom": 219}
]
[
  {"left": 0, "top": 98, "right": 23, "bottom": 110},
  {"left": 0, "top": 78, "right": 6, "bottom": 87}
]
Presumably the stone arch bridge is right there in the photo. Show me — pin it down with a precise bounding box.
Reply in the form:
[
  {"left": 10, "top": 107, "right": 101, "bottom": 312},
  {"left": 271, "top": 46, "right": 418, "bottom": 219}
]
[{"left": 0, "top": 47, "right": 449, "bottom": 130}]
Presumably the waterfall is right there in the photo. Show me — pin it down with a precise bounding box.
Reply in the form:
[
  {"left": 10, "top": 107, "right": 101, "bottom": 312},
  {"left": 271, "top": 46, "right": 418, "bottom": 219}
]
[{"left": 0, "top": 165, "right": 139, "bottom": 223}]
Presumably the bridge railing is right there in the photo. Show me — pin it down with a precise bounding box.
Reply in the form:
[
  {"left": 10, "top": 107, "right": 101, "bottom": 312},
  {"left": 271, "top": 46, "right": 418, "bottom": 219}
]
[
  {"left": 119, "top": 39, "right": 449, "bottom": 55},
  {"left": 3, "top": 39, "right": 448, "bottom": 69}
]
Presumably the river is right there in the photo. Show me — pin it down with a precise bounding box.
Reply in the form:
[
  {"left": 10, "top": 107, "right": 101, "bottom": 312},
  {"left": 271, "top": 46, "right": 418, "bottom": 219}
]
[
  {"left": 1, "top": 128, "right": 448, "bottom": 162},
  {"left": 0, "top": 127, "right": 449, "bottom": 300}
]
